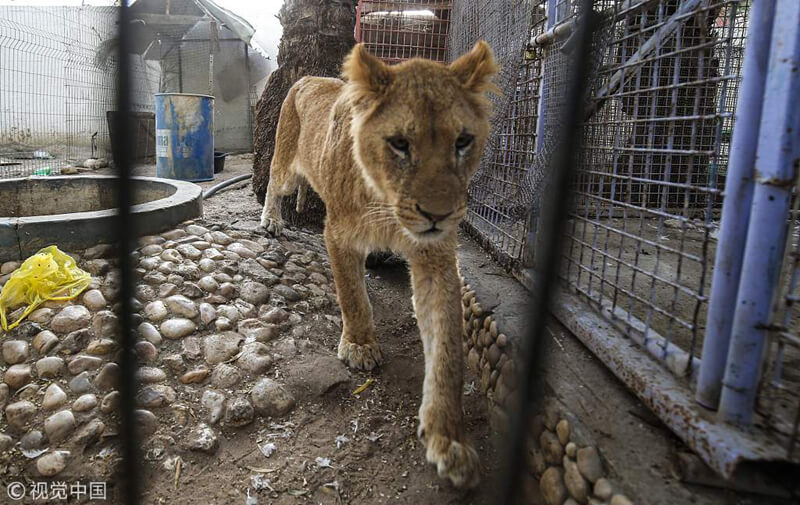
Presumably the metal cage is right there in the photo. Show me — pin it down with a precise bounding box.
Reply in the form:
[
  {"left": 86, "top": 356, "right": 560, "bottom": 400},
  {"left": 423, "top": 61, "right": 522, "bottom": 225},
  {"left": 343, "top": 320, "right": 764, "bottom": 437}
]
[
  {"left": 451, "top": 0, "right": 800, "bottom": 476},
  {"left": 356, "top": 0, "right": 452, "bottom": 64}
]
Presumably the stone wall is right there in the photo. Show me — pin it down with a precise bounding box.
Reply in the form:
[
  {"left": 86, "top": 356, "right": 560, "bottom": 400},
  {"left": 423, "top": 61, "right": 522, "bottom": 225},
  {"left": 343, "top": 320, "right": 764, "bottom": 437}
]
[{"left": 460, "top": 279, "right": 635, "bottom": 505}]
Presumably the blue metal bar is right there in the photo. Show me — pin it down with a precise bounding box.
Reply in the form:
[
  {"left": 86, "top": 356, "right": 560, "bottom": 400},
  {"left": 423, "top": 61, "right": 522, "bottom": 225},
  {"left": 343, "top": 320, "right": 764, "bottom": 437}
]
[
  {"left": 719, "top": 0, "right": 800, "bottom": 426},
  {"left": 534, "top": 0, "right": 558, "bottom": 154},
  {"left": 696, "top": 0, "right": 777, "bottom": 409}
]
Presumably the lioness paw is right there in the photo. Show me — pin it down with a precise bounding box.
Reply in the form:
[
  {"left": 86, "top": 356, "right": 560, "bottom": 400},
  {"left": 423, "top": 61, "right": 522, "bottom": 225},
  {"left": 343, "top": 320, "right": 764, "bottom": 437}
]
[
  {"left": 261, "top": 217, "right": 284, "bottom": 236},
  {"left": 423, "top": 433, "right": 481, "bottom": 489},
  {"left": 337, "top": 340, "right": 383, "bottom": 371}
]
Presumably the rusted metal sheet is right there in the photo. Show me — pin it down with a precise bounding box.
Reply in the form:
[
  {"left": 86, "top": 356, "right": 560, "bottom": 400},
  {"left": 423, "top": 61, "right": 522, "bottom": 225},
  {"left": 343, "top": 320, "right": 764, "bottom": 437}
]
[{"left": 553, "top": 288, "right": 799, "bottom": 478}]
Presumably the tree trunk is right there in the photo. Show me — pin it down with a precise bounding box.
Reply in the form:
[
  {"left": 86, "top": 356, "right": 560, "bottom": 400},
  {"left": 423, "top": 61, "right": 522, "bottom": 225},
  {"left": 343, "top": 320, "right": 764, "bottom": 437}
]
[{"left": 251, "top": 0, "right": 356, "bottom": 229}]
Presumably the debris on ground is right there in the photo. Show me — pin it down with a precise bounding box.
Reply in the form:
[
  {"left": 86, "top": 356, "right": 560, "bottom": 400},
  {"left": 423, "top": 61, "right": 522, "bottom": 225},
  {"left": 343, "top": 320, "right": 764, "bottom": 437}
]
[
  {"left": 352, "top": 377, "right": 374, "bottom": 395},
  {"left": 315, "top": 456, "right": 333, "bottom": 469},
  {"left": 258, "top": 442, "right": 276, "bottom": 458}
]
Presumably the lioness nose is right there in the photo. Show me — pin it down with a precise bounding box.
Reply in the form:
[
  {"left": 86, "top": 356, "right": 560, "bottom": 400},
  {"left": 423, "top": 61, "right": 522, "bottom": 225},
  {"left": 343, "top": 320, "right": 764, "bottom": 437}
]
[{"left": 416, "top": 204, "right": 453, "bottom": 223}]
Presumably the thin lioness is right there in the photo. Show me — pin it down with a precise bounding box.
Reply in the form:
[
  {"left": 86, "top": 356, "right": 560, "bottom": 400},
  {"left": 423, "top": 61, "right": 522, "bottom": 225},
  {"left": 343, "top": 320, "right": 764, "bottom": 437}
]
[{"left": 260, "top": 41, "right": 498, "bottom": 487}]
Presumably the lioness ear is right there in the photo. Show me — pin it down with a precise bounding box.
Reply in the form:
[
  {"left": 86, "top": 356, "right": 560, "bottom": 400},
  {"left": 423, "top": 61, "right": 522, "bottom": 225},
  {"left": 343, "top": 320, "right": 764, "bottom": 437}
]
[
  {"left": 342, "top": 43, "right": 392, "bottom": 96},
  {"left": 449, "top": 40, "right": 499, "bottom": 94}
]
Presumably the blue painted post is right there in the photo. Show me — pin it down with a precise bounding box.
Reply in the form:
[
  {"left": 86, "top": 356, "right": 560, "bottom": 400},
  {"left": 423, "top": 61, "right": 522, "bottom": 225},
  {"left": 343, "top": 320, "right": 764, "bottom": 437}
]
[
  {"left": 534, "top": 0, "right": 558, "bottom": 154},
  {"left": 696, "top": 0, "right": 777, "bottom": 409},
  {"left": 526, "top": 0, "right": 558, "bottom": 268},
  {"left": 719, "top": 0, "right": 800, "bottom": 426}
]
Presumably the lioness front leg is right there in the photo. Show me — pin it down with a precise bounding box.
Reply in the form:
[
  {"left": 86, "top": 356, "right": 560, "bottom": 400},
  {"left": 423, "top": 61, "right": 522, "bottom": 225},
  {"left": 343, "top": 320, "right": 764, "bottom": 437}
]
[
  {"left": 409, "top": 252, "right": 480, "bottom": 488},
  {"left": 325, "top": 229, "right": 383, "bottom": 370},
  {"left": 260, "top": 178, "right": 286, "bottom": 235}
]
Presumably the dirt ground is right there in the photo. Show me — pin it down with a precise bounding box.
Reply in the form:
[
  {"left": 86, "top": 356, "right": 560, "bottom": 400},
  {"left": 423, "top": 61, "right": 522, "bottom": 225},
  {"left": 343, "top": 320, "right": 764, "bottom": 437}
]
[
  {"left": 124, "top": 155, "right": 503, "bottom": 504},
  {"left": 139, "top": 267, "right": 501, "bottom": 505},
  {"left": 4, "top": 155, "right": 794, "bottom": 504}
]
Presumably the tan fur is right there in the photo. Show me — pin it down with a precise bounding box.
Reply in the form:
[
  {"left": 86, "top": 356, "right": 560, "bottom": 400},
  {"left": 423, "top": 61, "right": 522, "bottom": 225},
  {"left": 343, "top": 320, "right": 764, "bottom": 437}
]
[{"left": 260, "top": 41, "right": 498, "bottom": 488}]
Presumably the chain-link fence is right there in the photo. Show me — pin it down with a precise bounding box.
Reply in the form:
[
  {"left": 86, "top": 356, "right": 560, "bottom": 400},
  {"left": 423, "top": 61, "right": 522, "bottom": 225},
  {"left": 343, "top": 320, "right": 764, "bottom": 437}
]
[{"left": 0, "top": 5, "right": 159, "bottom": 178}]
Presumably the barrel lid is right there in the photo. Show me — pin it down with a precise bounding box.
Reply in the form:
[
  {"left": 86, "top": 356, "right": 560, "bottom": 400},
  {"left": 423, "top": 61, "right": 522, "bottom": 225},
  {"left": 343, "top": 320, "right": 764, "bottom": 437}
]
[{"left": 155, "top": 93, "right": 215, "bottom": 100}]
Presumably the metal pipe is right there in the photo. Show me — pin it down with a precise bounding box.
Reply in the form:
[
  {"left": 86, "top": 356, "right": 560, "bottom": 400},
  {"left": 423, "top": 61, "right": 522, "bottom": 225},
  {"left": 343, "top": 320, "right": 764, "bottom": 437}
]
[
  {"left": 500, "top": 0, "right": 593, "bottom": 500},
  {"left": 696, "top": 0, "right": 777, "bottom": 409},
  {"left": 719, "top": 0, "right": 800, "bottom": 426},
  {"left": 202, "top": 173, "right": 251, "bottom": 199},
  {"left": 532, "top": 18, "right": 574, "bottom": 47},
  {"left": 114, "top": 2, "right": 141, "bottom": 504}
]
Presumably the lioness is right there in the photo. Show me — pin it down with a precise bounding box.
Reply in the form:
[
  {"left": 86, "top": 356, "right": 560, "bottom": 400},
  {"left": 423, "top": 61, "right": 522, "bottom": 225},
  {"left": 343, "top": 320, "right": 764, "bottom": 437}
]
[{"left": 260, "top": 41, "right": 498, "bottom": 488}]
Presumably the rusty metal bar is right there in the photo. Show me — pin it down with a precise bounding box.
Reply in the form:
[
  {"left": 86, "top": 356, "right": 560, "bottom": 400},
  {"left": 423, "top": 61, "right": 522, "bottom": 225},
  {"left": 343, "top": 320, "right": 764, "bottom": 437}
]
[{"left": 553, "top": 288, "right": 799, "bottom": 478}]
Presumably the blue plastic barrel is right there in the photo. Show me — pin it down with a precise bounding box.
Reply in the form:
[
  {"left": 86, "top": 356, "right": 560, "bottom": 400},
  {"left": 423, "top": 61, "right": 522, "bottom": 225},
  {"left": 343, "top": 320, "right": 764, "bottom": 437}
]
[{"left": 155, "top": 93, "right": 214, "bottom": 182}]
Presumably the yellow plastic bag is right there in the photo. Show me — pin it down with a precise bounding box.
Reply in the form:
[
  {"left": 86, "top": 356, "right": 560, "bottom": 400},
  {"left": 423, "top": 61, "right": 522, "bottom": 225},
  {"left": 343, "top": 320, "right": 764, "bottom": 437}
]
[{"left": 0, "top": 246, "right": 92, "bottom": 331}]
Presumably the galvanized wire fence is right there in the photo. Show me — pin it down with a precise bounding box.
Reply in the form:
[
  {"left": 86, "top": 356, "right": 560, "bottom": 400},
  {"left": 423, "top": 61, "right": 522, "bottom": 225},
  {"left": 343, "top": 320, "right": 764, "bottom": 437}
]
[{"left": 0, "top": 5, "right": 159, "bottom": 178}]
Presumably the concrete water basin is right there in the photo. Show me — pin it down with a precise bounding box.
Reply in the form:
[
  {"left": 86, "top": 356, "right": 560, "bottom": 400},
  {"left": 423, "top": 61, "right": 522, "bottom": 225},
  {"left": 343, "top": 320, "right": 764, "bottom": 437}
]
[{"left": 0, "top": 175, "right": 202, "bottom": 261}]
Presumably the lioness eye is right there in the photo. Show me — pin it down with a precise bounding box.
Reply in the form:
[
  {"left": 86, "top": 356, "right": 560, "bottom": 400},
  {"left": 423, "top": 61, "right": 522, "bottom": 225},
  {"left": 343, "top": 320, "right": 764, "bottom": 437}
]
[
  {"left": 387, "top": 136, "right": 410, "bottom": 155},
  {"left": 455, "top": 133, "right": 474, "bottom": 152}
]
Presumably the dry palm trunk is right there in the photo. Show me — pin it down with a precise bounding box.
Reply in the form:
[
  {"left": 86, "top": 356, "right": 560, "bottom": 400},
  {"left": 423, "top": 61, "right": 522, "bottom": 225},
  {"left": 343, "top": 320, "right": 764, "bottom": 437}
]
[{"left": 252, "top": 0, "right": 356, "bottom": 229}]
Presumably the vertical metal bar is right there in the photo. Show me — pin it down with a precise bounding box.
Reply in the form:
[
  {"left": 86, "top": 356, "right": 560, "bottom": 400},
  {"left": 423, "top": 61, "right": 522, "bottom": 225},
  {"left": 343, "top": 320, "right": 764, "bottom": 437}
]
[
  {"left": 719, "top": 0, "right": 800, "bottom": 426},
  {"left": 178, "top": 44, "right": 183, "bottom": 93},
  {"left": 245, "top": 41, "right": 252, "bottom": 151},
  {"left": 696, "top": 0, "right": 777, "bottom": 410},
  {"left": 534, "top": 0, "right": 557, "bottom": 153},
  {"left": 501, "top": 0, "right": 592, "bottom": 501},
  {"left": 114, "top": 3, "right": 141, "bottom": 504},
  {"left": 527, "top": 0, "right": 559, "bottom": 268},
  {"left": 208, "top": 21, "right": 216, "bottom": 96},
  {"left": 355, "top": 0, "right": 362, "bottom": 42}
]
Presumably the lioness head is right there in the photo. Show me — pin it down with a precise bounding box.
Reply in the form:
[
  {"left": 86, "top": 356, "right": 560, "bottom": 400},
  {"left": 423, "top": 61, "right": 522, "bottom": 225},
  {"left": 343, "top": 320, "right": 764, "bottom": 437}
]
[{"left": 342, "top": 41, "right": 498, "bottom": 243}]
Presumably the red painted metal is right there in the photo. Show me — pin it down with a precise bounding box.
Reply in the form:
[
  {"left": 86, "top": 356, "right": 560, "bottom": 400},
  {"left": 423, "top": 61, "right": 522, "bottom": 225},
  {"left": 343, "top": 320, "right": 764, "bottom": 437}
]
[{"left": 355, "top": 0, "right": 452, "bottom": 63}]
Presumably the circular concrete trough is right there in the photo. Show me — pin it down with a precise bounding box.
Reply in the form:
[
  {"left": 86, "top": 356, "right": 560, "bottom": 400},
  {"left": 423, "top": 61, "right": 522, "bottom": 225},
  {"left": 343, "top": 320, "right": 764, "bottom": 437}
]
[{"left": 0, "top": 175, "right": 202, "bottom": 261}]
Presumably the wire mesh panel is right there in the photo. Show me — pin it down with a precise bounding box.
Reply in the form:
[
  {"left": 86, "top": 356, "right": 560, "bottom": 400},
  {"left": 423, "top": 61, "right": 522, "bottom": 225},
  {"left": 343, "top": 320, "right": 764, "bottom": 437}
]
[
  {"left": 449, "top": 1, "right": 750, "bottom": 367},
  {"left": 559, "top": 0, "right": 748, "bottom": 370},
  {"left": 0, "top": 7, "right": 77, "bottom": 176},
  {"left": 356, "top": 0, "right": 451, "bottom": 63},
  {"left": 449, "top": 0, "right": 543, "bottom": 268},
  {"left": 64, "top": 7, "right": 117, "bottom": 168},
  {"left": 0, "top": 5, "right": 159, "bottom": 178}
]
